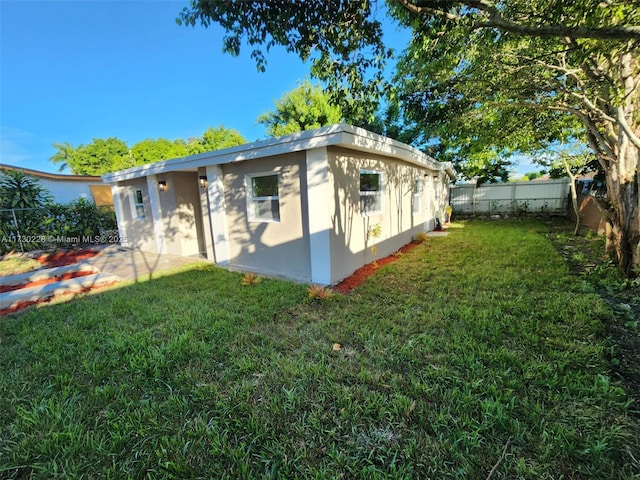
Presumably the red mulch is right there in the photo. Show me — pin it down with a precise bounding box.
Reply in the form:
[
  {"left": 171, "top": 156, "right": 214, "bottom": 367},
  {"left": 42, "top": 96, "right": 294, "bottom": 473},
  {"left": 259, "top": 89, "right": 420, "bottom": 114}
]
[
  {"left": 0, "top": 281, "right": 118, "bottom": 317},
  {"left": 1, "top": 248, "right": 105, "bottom": 316},
  {"left": 334, "top": 241, "right": 420, "bottom": 294},
  {"left": 0, "top": 270, "right": 96, "bottom": 294},
  {"left": 36, "top": 249, "right": 99, "bottom": 268}
]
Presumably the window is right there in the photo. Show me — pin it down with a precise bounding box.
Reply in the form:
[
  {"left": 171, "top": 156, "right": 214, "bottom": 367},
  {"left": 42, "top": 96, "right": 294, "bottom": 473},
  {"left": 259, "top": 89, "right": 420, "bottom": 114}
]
[
  {"left": 360, "top": 170, "right": 384, "bottom": 216},
  {"left": 247, "top": 173, "right": 280, "bottom": 222},
  {"left": 131, "top": 189, "right": 145, "bottom": 219},
  {"left": 412, "top": 178, "right": 423, "bottom": 214}
]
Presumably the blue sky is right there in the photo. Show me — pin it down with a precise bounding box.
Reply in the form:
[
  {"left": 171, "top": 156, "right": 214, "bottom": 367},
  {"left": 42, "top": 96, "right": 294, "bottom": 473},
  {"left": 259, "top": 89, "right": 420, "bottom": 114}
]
[
  {"left": 1, "top": 1, "right": 536, "bottom": 177},
  {"left": 1, "top": 0, "right": 317, "bottom": 173}
]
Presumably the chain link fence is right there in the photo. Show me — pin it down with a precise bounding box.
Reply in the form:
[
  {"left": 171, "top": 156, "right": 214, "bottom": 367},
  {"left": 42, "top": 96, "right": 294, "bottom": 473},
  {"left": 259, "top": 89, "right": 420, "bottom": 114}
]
[{"left": 0, "top": 201, "right": 118, "bottom": 255}]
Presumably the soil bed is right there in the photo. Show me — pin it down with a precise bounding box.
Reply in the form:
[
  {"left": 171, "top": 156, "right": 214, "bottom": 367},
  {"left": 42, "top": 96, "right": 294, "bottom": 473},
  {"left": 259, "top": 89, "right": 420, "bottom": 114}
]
[
  {"left": 0, "top": 270, "right": 96, "bottom": 294},
  {"left": 334, "top": 241, "right": 420, "bottom": 294},
  {"left": 37, "top": 249, "right": 99, "bottom": 268},
  {"left": 0, "top": 282, "right": 118, "bottom": 316}
]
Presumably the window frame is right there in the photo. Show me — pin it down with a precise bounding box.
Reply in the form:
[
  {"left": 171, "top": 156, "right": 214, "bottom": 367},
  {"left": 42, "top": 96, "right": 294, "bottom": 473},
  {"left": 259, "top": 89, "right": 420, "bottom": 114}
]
[
  {"left": 246, "top": 172, "right": 281, "bottom": 223},
  {"left": 359, "top": 170, "right": 385, "bottom": 217},
  {"left": 131, "top": 189, "right": 145, "bottom": 220},
  {"left": 412, "top": 177, "right": 423, "bottom": 215}
]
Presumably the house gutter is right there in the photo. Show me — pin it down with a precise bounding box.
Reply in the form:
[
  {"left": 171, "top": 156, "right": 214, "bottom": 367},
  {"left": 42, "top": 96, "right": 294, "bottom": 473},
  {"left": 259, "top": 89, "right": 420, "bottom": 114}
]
[{"left": 102, "top": 124, "right": 453, "bottom": 184}]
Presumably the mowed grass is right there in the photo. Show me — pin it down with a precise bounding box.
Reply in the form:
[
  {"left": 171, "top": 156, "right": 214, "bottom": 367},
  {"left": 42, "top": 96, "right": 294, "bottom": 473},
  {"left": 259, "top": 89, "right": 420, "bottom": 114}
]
[
  {"left": 0, "top": 255, "right": 41, "bottom": 276},
  {"left": 1, "top": 220, "right": 638, "bottom": 479}
]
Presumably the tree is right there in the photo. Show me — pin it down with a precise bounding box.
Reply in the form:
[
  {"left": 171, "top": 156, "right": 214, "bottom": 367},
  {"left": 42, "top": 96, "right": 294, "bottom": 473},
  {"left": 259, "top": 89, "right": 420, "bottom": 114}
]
[
  {"left": 50, "top": 138, "right": 131, "bottom": 175},
  {"left": 258, "top": 80, "right": 343, "bottom": 137},
  {"left": 49, "top": 141, "right": 75, "bottom": 173},
  {"left": 186, "top": 126, "right": 246, "bottom": 154},
  {"left": 0, "top": 169, "right": 53, "bottom": 253},
  {"left": 50, "top": 127, "right": 246, "bottom": 176},
  {"left": 177, "top": 0, "right": 640, "bottom": 275},
  {"left": 388, "top": 1, "right": 640, "bottom": 274},
  {"left": 130, "top": 138, "right": 190, "bottom": 166},
  {"left": 538, "top": 145, "right": 599, "bottom": 235}
]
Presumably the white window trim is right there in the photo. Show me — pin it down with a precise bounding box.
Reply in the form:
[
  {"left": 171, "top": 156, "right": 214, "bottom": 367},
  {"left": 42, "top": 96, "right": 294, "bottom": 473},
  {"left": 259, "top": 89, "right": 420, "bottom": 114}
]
[
  {"left": 245, "top": 172, "right": 281, "bottom": 223},
  {"left": 359, "top": 169, "right": 385, "bottom": 217},
  {"left": 130, "top": 189, "right": 145, "bottom": 220},
  {"left": 412, "top": 177, "right": 423, "bottom": 215}
]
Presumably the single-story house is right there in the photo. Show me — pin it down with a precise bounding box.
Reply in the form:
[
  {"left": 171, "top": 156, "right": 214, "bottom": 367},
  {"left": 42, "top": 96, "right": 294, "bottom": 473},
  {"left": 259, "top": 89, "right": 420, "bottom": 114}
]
[
  {"left": 102, "top": 124, "right": 456, "bottom": 285},
  {"left": 0, "top": 164, "right": 114, "bottom": 207}
]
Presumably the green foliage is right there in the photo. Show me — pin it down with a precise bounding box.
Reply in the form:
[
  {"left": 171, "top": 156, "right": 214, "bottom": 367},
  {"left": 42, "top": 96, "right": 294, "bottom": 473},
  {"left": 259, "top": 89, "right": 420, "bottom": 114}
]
[
  {"left": 186, "top": 126, "right": 246, "bottom": 155},
  {"left": 258, "top": 80, "right": 343, "bottom": 137},
  {"left": 0, "top": 169, "right": 53, "bottom": 210},
  {"left": 0, "top": 170, "right": 116, "bottom": 254},
  {"left": 367, "top": 222, "right": 382, "bottom": 263},
  {"left": 1, "top": 221, "right": 638, "bottom": 477},
  {"left": 47, "top": 198, "right": 117, "bottom": 240},
  {"left": 130, "top": 138, "right": 190, "bottom": 165},
  {"left": 49, "top": 127, "right": 246, "bottom": 175},
  {"left": 55, "top": 137, "right": 132, "bottom": 176},
  {"left": 0, "top": 169, "right": 53, "bottom": 252}
]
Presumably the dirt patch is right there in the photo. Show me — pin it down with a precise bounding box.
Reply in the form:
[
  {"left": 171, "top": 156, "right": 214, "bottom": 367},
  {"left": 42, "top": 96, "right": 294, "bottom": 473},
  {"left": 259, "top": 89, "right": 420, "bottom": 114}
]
[
  {"left": 334, "top": 242, "right": 420, "bottom": 294},
  {"left": 545, "top": 219, "right": 640, "bottom": 415},
  {"left": 0, "top": 270, "right": 96, "bottom": 293},
  {"left": 36, "top": 249, "right": 99, "bottom": 268}
]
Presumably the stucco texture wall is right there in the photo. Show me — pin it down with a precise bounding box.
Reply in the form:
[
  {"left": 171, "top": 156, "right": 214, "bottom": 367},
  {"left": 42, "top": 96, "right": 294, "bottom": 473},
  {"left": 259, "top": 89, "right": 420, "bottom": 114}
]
[
  {"left": 157, "top": 172, "right": 204, "bottom": 256},
  {"left": 222, "top": 152, "right": 312, "bottom": 281},
  {"left": 115, "top": 180, "right": 157, "bottom": 252},
  {"left": 327, "top": 146, "right": 434, "bottom": 283}
]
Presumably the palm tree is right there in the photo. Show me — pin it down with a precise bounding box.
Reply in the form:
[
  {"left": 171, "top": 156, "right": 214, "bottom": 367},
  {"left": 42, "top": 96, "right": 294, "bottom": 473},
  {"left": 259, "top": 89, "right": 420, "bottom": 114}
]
[{"left": 50, "top": 142, "right": 75, "bottom": 172}]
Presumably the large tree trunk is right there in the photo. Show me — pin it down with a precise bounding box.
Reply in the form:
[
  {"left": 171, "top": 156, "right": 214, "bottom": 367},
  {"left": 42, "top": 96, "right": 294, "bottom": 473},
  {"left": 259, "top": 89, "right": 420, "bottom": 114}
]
[
  {"left": 594, "top": 50, "right": 640, "bottom": 277},
  {"left": 605, "top": 129, "right": 639, "bottom": 277}
]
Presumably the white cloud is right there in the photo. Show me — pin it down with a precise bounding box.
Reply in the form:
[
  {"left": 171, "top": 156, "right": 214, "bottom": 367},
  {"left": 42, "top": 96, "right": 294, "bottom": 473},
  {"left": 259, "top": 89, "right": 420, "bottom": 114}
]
[{"left": 0, "top": 126, "right": 35, "bottom": 166}]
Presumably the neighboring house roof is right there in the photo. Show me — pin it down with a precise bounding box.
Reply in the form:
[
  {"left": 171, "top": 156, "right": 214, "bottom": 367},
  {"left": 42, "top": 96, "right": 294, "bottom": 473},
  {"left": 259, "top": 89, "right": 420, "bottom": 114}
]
[
  {"left": 0, "top": 163, "right": 113, "bottom": 206},
  {"left": 0, "top": 164, "right": 102, "bottom": 182},
  {"left": 102, "top": 124, "right": 457, "bottom": 183}
]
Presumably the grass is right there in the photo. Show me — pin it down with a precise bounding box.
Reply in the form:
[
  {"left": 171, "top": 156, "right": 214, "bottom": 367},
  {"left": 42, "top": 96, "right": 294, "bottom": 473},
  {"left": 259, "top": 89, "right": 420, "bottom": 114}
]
[
  {"left": 1, "top": 219, "right": 639, "bottom": 479},
  {"left": 0, "top": 255, "right": 41, "bottom": 276}
]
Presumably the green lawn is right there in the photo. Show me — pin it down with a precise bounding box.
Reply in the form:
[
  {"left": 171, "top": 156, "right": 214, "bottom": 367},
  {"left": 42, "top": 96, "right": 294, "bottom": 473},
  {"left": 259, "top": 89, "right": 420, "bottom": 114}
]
[{"left": 1, "top": 220, "right": 638, "bottom": 479}]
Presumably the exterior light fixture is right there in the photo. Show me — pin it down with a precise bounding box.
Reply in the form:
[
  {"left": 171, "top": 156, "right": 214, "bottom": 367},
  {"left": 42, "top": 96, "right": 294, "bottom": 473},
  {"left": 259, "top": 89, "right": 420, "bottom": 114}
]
[
  {"left": 158, "top": 180, "right": 167, "bottom": 191},
  {"left": 199, "top": 175, "right": 208, "bottom": 188}
]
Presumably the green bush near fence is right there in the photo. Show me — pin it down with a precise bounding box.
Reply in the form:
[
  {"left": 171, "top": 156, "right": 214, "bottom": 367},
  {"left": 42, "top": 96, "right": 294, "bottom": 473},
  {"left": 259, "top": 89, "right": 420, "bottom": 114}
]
[{"left": 0, "top": 169, "right": 117, "bottom": 255}]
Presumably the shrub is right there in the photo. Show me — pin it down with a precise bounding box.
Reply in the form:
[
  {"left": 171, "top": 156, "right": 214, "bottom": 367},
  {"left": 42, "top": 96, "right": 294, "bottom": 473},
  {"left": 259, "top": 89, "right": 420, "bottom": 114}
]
[
  {"left": 0, "top": 169, "right": 118, "bottom": 254},
  {"left": 414, "top": 231, "right": 429, "bottom": 243},
  {"left": 241, "top": 273, "right": 262, "bottom": 286},
  {"left": 307, "top": 284, "right": 335, "bottom": 300}
]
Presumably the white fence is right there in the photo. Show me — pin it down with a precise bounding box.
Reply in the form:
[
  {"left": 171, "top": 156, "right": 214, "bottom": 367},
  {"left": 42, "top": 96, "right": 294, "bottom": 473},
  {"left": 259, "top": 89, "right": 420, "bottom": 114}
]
[{"left": 450, "top": 179, "right": 570, "bottom": 215}]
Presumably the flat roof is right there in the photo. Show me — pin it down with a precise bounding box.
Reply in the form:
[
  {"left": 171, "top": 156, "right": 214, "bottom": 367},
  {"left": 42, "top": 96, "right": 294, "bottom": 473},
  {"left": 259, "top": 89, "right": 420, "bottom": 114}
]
[
  {"left": 102, "top": 124, "right": 456, "bottom": 183},
  {"left": 0, "top": 164, "right": 103, "bottom": 182}
]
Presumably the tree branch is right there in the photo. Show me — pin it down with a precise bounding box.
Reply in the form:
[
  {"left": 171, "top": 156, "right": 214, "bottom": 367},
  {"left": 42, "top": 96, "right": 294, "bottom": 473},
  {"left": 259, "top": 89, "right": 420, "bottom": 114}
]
[
  {"left": 396, "top": 0, "right": 640, "bottom": 40},
  {"left": 396, "top": 0, "right": 460, "bottom": 22}
]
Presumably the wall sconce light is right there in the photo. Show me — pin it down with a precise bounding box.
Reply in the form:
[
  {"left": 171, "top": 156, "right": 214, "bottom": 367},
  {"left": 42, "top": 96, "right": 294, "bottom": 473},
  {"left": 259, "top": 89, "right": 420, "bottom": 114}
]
[
  {"left": 158, "top": 180, "right": 167, "bottom": 191},
  {"left": 199, "top": 175, "right": 208, "bottom": 188}
]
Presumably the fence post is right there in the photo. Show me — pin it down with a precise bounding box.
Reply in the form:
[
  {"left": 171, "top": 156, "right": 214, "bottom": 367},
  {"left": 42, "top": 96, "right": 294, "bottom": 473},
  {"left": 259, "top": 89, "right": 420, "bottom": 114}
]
[{"left": 11, "top": 208, "right": 24, "bottom": 253}]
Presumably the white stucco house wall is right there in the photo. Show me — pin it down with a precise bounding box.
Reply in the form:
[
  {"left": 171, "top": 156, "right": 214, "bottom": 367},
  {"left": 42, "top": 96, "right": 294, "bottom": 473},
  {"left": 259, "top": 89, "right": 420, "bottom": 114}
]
[
  {"left": 102, "top": 124, "right": 455, "bottom": 285},
  {"left": 0, "top": 164, "right": 113, "bottom": 206}
]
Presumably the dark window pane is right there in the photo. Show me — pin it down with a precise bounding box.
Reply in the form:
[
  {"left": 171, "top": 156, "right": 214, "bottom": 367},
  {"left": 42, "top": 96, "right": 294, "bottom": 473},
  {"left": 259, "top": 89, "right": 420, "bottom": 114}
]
[
  {"left": 360, "top": 173, "right": 380, "bottom": 192},
  {"left": 252, "top": 175, "right": 279, "bottom": 197}
]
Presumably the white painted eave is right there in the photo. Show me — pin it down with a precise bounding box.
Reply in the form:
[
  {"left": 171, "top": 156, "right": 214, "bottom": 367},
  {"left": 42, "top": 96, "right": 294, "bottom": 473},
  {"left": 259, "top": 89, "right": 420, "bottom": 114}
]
[{"left": 102, "top": 124, "right": 455, "bottom": 184}]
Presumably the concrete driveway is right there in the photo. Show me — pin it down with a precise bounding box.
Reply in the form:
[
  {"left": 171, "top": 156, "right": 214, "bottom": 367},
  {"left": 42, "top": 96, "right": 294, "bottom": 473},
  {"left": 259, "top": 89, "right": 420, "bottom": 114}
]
[{"left": 80, "top": 245, "right": 207, "bottom": 282}]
